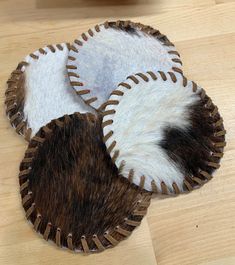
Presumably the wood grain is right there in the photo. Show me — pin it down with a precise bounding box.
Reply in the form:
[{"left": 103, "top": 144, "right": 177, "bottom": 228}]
[{"left": 0, "top": 0, "right": 234, "bottom": 264}]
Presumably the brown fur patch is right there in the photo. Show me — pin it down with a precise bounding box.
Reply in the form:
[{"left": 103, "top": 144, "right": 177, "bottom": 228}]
[
  {"left": 5, "top": 63, "right": 29, "bottom": 138},
  {"left": 19, "top": 113, "right": 151, "bottom": 253},
  {"left": 108, "top": 20, "right": 172, "bottom": 46},
  {"left": 160, "top": 93, "right": 225, "bottom": 189},
  {"left": 101, "top": 72, "right": 226, "bottom": 194}
]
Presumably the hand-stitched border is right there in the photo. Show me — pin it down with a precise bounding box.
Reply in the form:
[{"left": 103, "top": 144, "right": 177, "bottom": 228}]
[
  {"left": 66, "top": 20, "right": 183, "bottom": 110},
  {"left": 5, "top": 43, "right": 70, "bottom": 141},
  {"left": 19, "top": 112, "right": 151, "bottom": 253},
  {"left": 102, "top": 71, "right": 226, "bottom": 195}
]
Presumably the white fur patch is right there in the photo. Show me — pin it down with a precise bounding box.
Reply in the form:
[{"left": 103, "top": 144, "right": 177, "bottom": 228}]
[
  {"left": 69, "top": 24, "right": 182, "bottom": 109},
  {"left": 22, "top": 44, "right": 94, "bottom": 136},
  {"left": 103, "top": 72, "right": 201, "bottom": 193}
]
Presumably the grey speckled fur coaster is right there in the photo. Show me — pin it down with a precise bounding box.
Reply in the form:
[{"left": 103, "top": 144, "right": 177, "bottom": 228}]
[{"left": 67, "top": 20, "right": 183, "bottom": 110}]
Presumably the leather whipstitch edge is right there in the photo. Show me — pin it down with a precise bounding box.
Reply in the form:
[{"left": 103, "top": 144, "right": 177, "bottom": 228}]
[{"left": 101, "top": 71, "right": 226, "bottom": 195}]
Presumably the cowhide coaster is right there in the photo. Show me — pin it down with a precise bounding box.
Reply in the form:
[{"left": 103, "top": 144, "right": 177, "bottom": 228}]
[
  {"left": 19, "top": 113, "right": 151, "bottom": 253},
  {"left": 5, "top": 43, "right": 94, "bottom": 141},
  {"left": 67, "top": 20, "right": 183, "bottom": 110},
  {"left": 102, "top": 71, "right": 226, "bottom": 194}
]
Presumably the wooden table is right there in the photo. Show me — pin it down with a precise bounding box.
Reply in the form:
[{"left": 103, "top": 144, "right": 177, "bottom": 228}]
[{"left": 0, "top": 1, "right": 234, "bottom": 264}]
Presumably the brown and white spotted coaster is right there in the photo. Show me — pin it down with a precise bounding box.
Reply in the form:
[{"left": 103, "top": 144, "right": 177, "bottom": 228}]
[
  {"left": 102, "top": 71, "right": 226, "bottom": 194},
  {"left": 19, "top": 113, "right": 151, "bottom": 253},
  {"left": 67, "top": 20, "right": 183, "bottom": 110},
  {"left": 5, "top": 43, "right": 94, "bottom": 141}
]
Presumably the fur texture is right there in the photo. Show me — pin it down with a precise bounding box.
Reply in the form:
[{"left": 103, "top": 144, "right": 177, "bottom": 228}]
[
  {"left": 22, "top": 44, "right": 94, "bottom": 136},
  {"left": 69, "top": 22, "right": 181, "bottom": 109},
  {"left": 5, "top": 66, "right": 26, "bottom": 135},
  {"left": 19, "top": 113, "right": 150, "bottom": 252},
  {"left": 103, "top": 72, "right": 225, "bottom": 193},
  {"left": 159, "top": 100, "right": 219, "bottom": 178}
]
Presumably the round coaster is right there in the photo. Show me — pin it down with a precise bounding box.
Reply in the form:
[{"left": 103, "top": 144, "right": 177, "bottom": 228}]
[
  {"left": 102, "top": 71, "right": 226, "bottom": 194},
  {"left": 19, "top": 113, "right": 151, "bottom": 253},
  {"left": 67, "top": 20, "right": 183, "bottom": 110},
  {"left": 5, "top": 43, "right": 94, "bottom": 141}
]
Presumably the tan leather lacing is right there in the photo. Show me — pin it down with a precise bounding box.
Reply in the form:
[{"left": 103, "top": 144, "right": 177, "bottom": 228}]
[
  {"left": 67, "top": 20, "right": 183, "bottom": 110},
  {"left": 101, "top": 71, "right": 226, "bottom": 195},
  {"left": 19, "top": 113, "right": 151, "bottom": 253},
  {"left": 5, "top": 43, "right": 70, "bottom": 142}
]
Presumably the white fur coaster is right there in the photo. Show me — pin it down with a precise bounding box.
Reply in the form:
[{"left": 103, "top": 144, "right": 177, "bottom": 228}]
[
  {"left": 16, "top": 44, "right": 94, "bottom": 138},
  {"left": 102, "top": 71, "right": 226, "bottom": 194},
  {"left": 67, "top": 20, "right": 182, "bottom": 110}
]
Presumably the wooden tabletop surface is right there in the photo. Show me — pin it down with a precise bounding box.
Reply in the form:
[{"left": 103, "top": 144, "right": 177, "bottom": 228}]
[{"left": 0, "top": 0, "right": 235, "bottom": 265}]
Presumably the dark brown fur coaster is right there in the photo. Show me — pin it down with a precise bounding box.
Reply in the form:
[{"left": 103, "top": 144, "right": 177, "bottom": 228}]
[{"left": 19, "top": 113, "right": 151, "bottom": 253}]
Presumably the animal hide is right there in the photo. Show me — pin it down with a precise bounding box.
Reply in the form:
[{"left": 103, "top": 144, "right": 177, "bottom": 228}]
[
  {"left": 5, "top": 44, "right": 94, "bottom": 140},
  {"left": 102, "top": 71, "right": 226, "bottom": 194},
  {"left": 19, "top": 113, "right": 151, "bottom": 253},
  {"left": 67, "top": 20, "right": 182, "bottom": 109}
]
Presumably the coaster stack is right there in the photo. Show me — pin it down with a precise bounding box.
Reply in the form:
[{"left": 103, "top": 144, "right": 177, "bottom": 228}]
[{"left": 5, "top": 20, "right": 226, "bottom": 254}]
